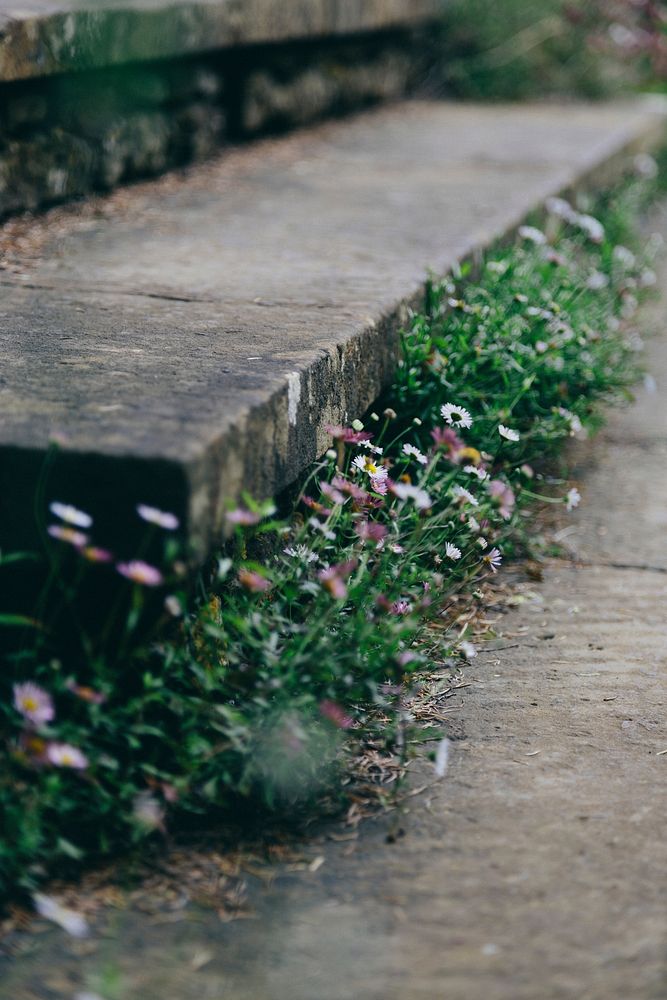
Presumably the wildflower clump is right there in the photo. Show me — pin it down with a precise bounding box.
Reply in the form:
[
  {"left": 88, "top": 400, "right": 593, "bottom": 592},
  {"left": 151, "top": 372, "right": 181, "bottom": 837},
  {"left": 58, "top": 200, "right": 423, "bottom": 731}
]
[{"left": 0, "top": 175, "right": 657, "bottom": 896}]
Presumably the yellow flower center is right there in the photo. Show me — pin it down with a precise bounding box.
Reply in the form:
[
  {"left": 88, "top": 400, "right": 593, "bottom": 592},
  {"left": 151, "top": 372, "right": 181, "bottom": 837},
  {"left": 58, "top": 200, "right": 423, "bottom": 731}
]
[{"left": 22, "top": 697, "right": 38, "bottom": 712}]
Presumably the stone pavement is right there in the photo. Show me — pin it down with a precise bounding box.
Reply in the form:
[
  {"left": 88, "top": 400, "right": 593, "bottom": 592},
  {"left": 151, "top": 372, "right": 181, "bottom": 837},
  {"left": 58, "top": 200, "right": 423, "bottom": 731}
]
[
  {"left": 0, "top": 99, "right": 664, "bottom": 557},
  {"left": 3, "top": 210, "right": 667, "bottom": 1000}
]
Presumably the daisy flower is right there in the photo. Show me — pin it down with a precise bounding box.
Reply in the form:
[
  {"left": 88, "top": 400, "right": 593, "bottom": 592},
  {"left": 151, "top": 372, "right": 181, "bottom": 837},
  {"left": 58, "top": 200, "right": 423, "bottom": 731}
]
[
  {"left": 49, "top": 502, "right": 92, "bottom": 529},
  {"left": 440, "top": 402, "right": 473, "bottom": 429},
  {"left": 238, "top": 569, "right": 271, "bottom": 593},
  {"left": 283, "top": 544, "right": 318, "bottom": 563},
  {"left": 518, "top": 225, "right": 547, "bottom": 245},
  {"left": 79, "top": 546, "right": 113, "bottom": 563},
  {"left": 483, "top": 548, "right": 502, "bottom": 573},
  {"left": 566, "top": 488, "right": 581, "bottom": 511},
  {"left": 33, "top": 894, "right": 89, "bottom": 938},
  {"left": 352, "top": 454, "right": 386, "bottom": 479},
  {"left": 226, "top": 508, "right": 261, "bottom": 526},
  {"left": 402, "top": 443, "right": 428, "bottom": 465},
  {"left": 431, "top": 426, "right": 465, "bottom": 459},
  {"left": 116, "top": 560, "right": 164, "bottom": 587},
  {"left": 370, "top": 472, "right": 388, "bottom": 495},
  {"left": 318, "top": 560, "right": 357, "bottom": 600},
  {"left": 459, "top": 641, "right": 477, "bottom": 660},
  {"left": 46, "top": 743, "right": 88, "bottom": 769},
  {"left": 164, "top": 595, "right": 183, "bottom": 617},
  {"left": 586, "top": 270, "right": 609, "bottom": 291},
  {"left": 452, "top": 485, "right": 478, "bottom": 507},
  {"left": 557, "top": 407, "right": 583, "bottom": 436},
  {"left": 634, "top": 152, "right": 658, "bottom": 179},
  {"left": 498, "top": 424, "right": 520, "bottom": 442},
  {"left": 612, "top": 245, "right": 636, "bottom": 269},
  {"left": 47, "top": 525, "right": 89, "bottom": 548},
  {"left": 13, "top": 683, "right": 54, "bottom": 725},
  {"left": 65, "top": 679, "right": 106, "bottom": 704},
  {"left": 545, "top": 196, "right": 578, "bottom": 223},
  {"left": 320, "top": 482, "right": 347, "bottom": 505},
  {"left": 137, "top": 504, "right": 180, "bottom": 530},
  {"left": 319, "top": 700, "right": 353, "bottom": 730},
  {"left": 133, "top": 792, "right": 165, "bottom": 831},
  {"left": 487, "top": 479, "right": 515, "bottom": 520},
  {"left": 477, "top": 537, "right": 488, "bottom": 549},
  {"left": 308, "top": 517, "right": 335, "bottom": 541},
  {"left": 464, "top": 464, "right": 488, "bottom": 481},
  {"left": 576, "top": 213, "right": 605, "bottom": 244},
  {"left": 391, "top": 482, "right": 432, "bottom": 510},
  {"left": 445, "top": 542, "right": 462, "bottom": 560},
  {"left": 355, "top": 520, "right": 388, "bottom": 543}
]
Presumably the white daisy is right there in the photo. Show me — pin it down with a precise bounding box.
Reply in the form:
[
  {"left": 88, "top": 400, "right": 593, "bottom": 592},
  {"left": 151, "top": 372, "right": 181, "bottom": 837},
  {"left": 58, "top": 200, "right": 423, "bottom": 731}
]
[
  {"left": 452, "top": 485, "right": 479, "bottom": 507},
  {"left": 440, "top": 402, "right": 473, "bottom": 429},
  {"left": 391, "top": 482, "right": 432, "bottom": 511},
  {"left": 565, "top": 488, "right": 581, "bottom": 511},
  {"left": 352, "top": 454, "right": 385, "bottom": 478},
  {"left": 459, "top": 641, "right": 477, "bottom": 660},
  {"left": 498, "top": 424, "right": 520, "bottom": 442},
  {"left": 586, "top": 270, "right": 609, "bottom": 291},
  {"left": 464, "top": 464, "right": 488, "bottom": 481},
  {"left": 634, "top": 152, "right": 658, "bottom": 179},
  {"left": 361, "top": 441, "right": 384, "bottom": 455},
  {"left": 518, "top": 225, "right": 547, "bottom": 245},
  {"left": 283, "top": 544, "right": 318, "bottom": 563},
  {"left": 545, "top": 196, "right": 578, "bottom": 223},
  {"left": 402, "top": 443, "right": 428, "bottom": 465},
  {"left": 483, "top": 548, "right": 503, "bottom": 573},
  {"left": 576, "top": 213, "right": 605, "bottom": 244},
  {"left": 468, "top": 516, "right": 481, "bottom": 532},
  {"left": 308, "top": 517, "right": 335, "bottom": 541},
  {"left": 49, "top": 501, "right": 92, "bottom": 529},
  {"left": 557, "top": 407, "right": 583, "bottom": 435},
  {"left": 612, "top": 245, "right": 636, "bottom": 269},
  {"left": 445, "top": 542, "right": 462, "bottom": 560},
  {"left": 477, "top": 536, "right": 488, "bottom": 549}
]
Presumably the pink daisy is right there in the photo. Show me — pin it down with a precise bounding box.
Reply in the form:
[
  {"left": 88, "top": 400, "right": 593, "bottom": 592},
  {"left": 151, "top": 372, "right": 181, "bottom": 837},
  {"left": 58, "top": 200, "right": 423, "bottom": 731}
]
[
  {"left": 137, "top": 504, "right": 180, "bottom": 530},
  {"left": 13, "top": 682, "right": 54, "bottom": 725},
  {"left": 116, "top": 560, "right": 164, "bottom": 587}
]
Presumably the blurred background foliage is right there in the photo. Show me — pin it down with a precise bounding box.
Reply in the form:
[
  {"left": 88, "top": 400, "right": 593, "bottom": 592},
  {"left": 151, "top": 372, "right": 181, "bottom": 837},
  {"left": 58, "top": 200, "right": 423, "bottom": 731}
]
[{"left": 429, "top": 0, "right": 666, "bottom": 100}]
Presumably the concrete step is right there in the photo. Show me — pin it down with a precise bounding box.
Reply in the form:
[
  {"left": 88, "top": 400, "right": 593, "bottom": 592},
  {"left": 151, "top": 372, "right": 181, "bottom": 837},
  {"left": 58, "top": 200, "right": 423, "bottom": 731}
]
[
  {"left": 0, "top": 98, "right": 664, "bottom": 558},
  {"left": 0, "top": 0, "right": 437, "bottom": 216},
  {"left": 0, "top": 0, "right": 439, "bottom": 81}
]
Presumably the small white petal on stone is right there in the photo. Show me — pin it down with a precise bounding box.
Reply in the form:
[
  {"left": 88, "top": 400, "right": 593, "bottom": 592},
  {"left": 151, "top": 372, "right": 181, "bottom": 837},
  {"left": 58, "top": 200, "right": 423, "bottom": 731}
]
[
  {"left": 434, "top": 737, "right": 450, "bottom": 778},
  {"left": 33, "top": 893, "right": 89, "bottom": 938}
]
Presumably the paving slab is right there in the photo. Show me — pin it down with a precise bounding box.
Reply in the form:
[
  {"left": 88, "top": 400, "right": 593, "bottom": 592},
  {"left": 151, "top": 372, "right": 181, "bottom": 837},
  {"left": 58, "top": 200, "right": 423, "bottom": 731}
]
[
  {"left": 0, "top": 0, "right": 439, "bottom": 82},
  {"left": 0, "top": 99, "right": 665, "bottom": 556}
]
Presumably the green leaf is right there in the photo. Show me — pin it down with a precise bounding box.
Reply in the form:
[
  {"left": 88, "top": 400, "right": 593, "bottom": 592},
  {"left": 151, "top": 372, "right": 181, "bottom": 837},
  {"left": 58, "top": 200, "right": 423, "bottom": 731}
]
[{"left": 0, "top": 613, "right": 43, "bottom": 629}]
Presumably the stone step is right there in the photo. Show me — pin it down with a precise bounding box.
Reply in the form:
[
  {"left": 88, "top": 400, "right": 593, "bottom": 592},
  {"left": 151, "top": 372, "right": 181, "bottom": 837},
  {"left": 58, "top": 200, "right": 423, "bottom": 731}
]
[
  {"left": 0, "top": 0, "right": 438, "bottom": 217},
  {"left": 0, "top": 98, "right": 664, "bottom": 559},
  {"left": 0, "top": 0, "right": 439, "bottom": 81}
]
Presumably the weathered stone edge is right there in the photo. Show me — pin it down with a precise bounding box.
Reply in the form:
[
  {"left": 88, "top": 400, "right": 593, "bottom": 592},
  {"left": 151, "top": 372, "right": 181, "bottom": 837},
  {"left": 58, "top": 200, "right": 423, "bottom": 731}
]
[
  {"left": 0, "top": 0, "right": 441, "bottom": 82},
  {"left": 183, "top": 100, "right": 667, "bottom": 558}
]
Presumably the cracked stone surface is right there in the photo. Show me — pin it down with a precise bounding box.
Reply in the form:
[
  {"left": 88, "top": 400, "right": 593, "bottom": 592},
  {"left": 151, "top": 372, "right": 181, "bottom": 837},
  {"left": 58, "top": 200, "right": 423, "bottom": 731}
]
[
  {"left": 0, "top": 99, "right": 665, "bottom": 557},
  {"left": 3, "top": 209, "right": 667, "bottom": 1000},
  {"left": 0, "top": 0, "right": 439, "bottom": 82}
]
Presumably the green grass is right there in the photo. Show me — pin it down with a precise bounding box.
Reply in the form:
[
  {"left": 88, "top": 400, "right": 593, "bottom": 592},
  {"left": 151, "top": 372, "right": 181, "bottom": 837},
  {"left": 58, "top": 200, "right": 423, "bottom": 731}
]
[
  {"left": 429, "top": 0, "right": 665, "bottom": 101},
  {"left": 0, "top": 166, "right": 659, "bottom": 900}
]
